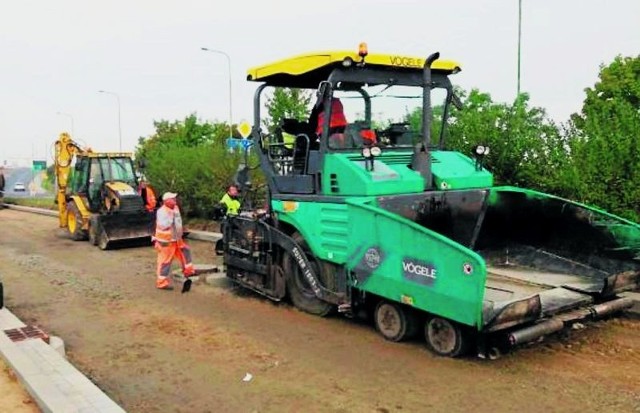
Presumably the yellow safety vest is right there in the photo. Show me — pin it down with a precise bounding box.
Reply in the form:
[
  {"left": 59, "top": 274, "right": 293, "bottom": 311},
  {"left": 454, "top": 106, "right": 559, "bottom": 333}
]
[
  {"left": 282, "top": 132, "right": 295, "bottom": 150},
  {"left": 220, "top": 193, "right": 241, "bottom": 216}
]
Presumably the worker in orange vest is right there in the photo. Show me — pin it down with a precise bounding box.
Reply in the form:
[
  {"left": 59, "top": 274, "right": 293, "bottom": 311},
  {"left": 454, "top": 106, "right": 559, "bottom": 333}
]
[
  {"left": 154, "top": 192, "right": 195, "bottom": 291},
  {"left": 138, "top": 180, "right": 157, "bottom": 213}
]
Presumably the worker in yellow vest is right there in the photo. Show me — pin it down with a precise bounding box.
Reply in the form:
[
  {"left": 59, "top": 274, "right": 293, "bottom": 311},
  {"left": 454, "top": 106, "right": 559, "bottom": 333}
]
[
  {"left": 219, "top": 184, "right": 241, "bottom": 216},
  {"left": 154, "top": 192, "right": 195, "bottom": 291}
]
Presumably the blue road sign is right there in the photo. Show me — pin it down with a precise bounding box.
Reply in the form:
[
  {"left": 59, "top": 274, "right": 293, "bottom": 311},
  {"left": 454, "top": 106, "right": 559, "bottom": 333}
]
[{"left": 226, "top": 138, "right": 242, "bottom": 150}]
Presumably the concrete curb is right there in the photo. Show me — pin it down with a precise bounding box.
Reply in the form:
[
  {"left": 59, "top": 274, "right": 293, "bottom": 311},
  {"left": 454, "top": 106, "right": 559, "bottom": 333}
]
[
  {"left": 186, "top": 229, "right": 222, "bottom": 243},
  {"left": 1, "top": 203, "right": 223, "bottom": 242},
  {"left": 0, "top": 308, "right": 125, "bottom": 413},
  {"left": 2, "top": 203, "right": 58, "bottom": 217}
]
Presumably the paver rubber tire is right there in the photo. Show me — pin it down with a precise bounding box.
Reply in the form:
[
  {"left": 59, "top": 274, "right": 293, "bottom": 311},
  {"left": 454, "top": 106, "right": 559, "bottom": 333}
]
[
  {"left": 424, "top": 316, "right": 473, "bottom": 358},
  {"left": 283, "top": 232, "right": 336, "bottom": 317},
  {"left": 374, "top": 300, "right": 419, "bottom": 342}
]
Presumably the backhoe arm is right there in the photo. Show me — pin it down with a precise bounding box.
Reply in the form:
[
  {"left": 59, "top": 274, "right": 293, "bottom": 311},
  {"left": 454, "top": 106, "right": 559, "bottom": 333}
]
[{"left": 54, "top": 133, "right": 83, "bottom": 228}]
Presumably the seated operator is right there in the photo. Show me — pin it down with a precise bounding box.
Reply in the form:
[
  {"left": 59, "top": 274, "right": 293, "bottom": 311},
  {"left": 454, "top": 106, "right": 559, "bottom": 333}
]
[{"left": 309, "top": 97, "right": 348, "bottom": 148}]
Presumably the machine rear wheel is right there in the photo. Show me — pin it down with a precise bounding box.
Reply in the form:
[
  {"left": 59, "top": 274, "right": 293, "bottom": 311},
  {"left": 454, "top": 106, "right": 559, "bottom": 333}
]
[
  {"left": 374, "top": 300, "right": 419, "bottom": 342},
  {"left": 424, "top": 316, "right": 472, "bottom": 357},
  {"left": 66, "top": 201, "right": 87, "bottom": 241},
  {"left": 283, "top": 232, "right": 335, "bottom": 317}
]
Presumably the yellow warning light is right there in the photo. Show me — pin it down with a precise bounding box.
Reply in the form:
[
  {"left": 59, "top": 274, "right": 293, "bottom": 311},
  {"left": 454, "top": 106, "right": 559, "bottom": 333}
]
[{"left": 358, "top": 42, "right": 368, "bottom": 58}]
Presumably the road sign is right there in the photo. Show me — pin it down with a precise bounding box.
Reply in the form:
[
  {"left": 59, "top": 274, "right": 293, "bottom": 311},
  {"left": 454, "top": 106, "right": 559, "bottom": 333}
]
[
  {"left": 226, "top": 138, "right": 243, "bottom": 150},
  {"left": 241, "top": 139, "right": 253, "bottom": 149},
  {"left": 237, "top": 121, "right": 252, "bottom": 139},
  {"left": 227, "top": 138, "right": 253, "bottom": 151},
  {"left": 32, "top": 160, "right": 46, "bottom": 171}
]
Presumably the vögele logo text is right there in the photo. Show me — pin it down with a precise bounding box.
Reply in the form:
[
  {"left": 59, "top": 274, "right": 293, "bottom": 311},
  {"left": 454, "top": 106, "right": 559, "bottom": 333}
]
[
  {"left": 389, "top": 56, "right": 423, "bottom": 68},
  {"left": 402, "top": 261, "right": 437, "bottom": 279},
  {"left": 402, "top": 258, "right": 437, "bottom": 286}
]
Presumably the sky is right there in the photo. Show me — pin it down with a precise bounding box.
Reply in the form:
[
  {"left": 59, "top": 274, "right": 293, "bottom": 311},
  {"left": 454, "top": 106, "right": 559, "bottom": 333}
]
[{"left": 1, "top": 0, "right": 638, "bottom": 166}]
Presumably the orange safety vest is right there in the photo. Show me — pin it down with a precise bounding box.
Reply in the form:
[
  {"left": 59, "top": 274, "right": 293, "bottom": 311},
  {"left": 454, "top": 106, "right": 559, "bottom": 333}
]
[
  {"left": 316, "top": 98, "right": 347, "bottom": 135},
  {"left": 144, "top": 186, "right": 157, "bottom": 212},
  {"left": 155, "top": 205, "right": 183, "bottom": 242},
  {"left": 360, "top": 129, "right": 377, "bottom": 145}
]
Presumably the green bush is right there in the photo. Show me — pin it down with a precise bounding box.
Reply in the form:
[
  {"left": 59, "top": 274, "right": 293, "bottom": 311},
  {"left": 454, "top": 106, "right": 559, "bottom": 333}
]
[{"left": 136, "top": 113, "right": 265, "bottom": 218}]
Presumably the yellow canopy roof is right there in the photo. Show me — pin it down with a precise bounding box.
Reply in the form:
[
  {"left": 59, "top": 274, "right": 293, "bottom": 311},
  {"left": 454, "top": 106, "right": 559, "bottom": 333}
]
[{"left": 247, "top": 50, "right": 461, "bottom": 88}]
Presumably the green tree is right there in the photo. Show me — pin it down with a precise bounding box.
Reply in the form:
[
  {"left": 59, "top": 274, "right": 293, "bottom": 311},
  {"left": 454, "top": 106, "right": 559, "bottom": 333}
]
[
  {"left": 136, "top": 113, "right": 228, "bottom": 160},
  {"left": 565, "top": 55, "right": 640, "bottom": 220},
  {"left": 263, "top": 88, "right": 313, "bottom": 133},
  {"left": 136, "top": 113, "right": 245, "bottom": 217},
  {"left": 406, "top": 89, "right": 567, "bottom": 191}
]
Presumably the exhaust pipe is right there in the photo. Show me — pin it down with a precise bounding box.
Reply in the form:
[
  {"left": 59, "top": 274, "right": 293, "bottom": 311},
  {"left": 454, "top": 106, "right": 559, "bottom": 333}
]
[
  {"left": 412, "top": 52, "right": 440, "bottom": 190},
  {"left": 507, "top": 297, "right": 633, "bottom": 346}
]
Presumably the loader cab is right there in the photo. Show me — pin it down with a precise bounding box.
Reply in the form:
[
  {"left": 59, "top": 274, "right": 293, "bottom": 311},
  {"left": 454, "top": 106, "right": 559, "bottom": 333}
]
[
  {"left": 71, "top": 154, "right": 139, "bottom": 211},
  {"left": 247, "top": 46, "right": 488, "bottom": 197}
]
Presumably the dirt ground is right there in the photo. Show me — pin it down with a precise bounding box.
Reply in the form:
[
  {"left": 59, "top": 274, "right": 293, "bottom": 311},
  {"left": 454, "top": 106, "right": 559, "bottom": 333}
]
[
  {"left": 0, "top": 358, "right": 39, "bottom": 412},
  {"left": 0, "top": 208, "right": 639, "bottom": 413}
]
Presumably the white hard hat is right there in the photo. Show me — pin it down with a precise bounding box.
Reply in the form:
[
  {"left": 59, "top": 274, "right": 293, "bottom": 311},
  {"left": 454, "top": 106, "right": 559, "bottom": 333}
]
[{"left": 162, "top": 192, "right": 178, "bottom": 201}]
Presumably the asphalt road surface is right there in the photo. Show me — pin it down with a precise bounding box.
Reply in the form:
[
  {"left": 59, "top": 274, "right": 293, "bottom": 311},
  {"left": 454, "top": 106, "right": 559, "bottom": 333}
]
[{"left": 1, "top": 209, "right": 639, "bottom": 413}]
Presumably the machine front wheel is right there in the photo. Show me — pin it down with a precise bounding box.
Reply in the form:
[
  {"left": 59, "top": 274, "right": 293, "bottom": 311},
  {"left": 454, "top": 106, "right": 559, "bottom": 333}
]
[
  {"left": 283, "top": 232, "right": 336, "bottom": 317},
  {"left": 97, "top": 225, "right": 110, "bottom": 250},
  {"left": 88, "top": 216, "right": 99, "bottom": 246}
]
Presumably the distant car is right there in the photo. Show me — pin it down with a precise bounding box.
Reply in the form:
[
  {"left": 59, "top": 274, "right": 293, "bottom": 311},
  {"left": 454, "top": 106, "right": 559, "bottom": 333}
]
[{"left": 13, "top": 182, "right": 26, "bottom": 192}]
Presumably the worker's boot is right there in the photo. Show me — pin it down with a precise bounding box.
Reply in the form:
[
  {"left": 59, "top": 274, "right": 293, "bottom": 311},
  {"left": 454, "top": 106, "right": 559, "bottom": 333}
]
[{"left": 156, "top": 276, "right": 173, "bottom": 290}]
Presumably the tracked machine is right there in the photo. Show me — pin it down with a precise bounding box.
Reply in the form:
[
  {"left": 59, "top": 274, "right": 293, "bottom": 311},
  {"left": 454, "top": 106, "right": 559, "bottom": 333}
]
[
  {"left": 54, "top": 132, "right": 154, "bottom": 250},
  {"left": 217, "top": 45, "right": 640, "bottom": 357}
]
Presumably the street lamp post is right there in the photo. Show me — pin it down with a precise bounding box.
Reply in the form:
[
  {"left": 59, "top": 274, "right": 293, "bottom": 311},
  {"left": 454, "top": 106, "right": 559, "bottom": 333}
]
[
  {"left": 98, "top": 90, "right": 123, "bottom": 151},
  {"left": 201, "top": 47, "right": 233, "bottom": 139},
  {"left": 517, "top": 0, "right": 522, "bottom": 97},
  {"left": 56, "top": 111, "right": 76, "bottom": 137}
]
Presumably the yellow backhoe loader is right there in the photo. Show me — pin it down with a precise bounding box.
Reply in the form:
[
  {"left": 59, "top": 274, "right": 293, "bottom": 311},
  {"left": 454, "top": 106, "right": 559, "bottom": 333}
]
[{"left": 54, "top": 132, "right": 154, "bottom": 249}]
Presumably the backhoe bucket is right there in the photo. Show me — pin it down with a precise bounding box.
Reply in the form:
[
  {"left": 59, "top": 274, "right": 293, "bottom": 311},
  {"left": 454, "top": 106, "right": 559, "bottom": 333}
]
[{"left": 97, "top": 212, "right": 154, "bottom": 249}]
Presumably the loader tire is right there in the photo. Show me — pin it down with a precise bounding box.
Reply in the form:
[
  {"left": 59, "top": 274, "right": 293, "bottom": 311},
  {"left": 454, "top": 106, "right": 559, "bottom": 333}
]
[
  {"left": 97, "top": 226, "right": 110, "bottom": 250},
  {"left": 283, "top": 232, "right": 336, "bottom": 317},
  {"left": 66, "top": 201, "right": 87, "bottom": 241},
  {"left": 88, "top": 216, "right": 99, "bottom": 246}
]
